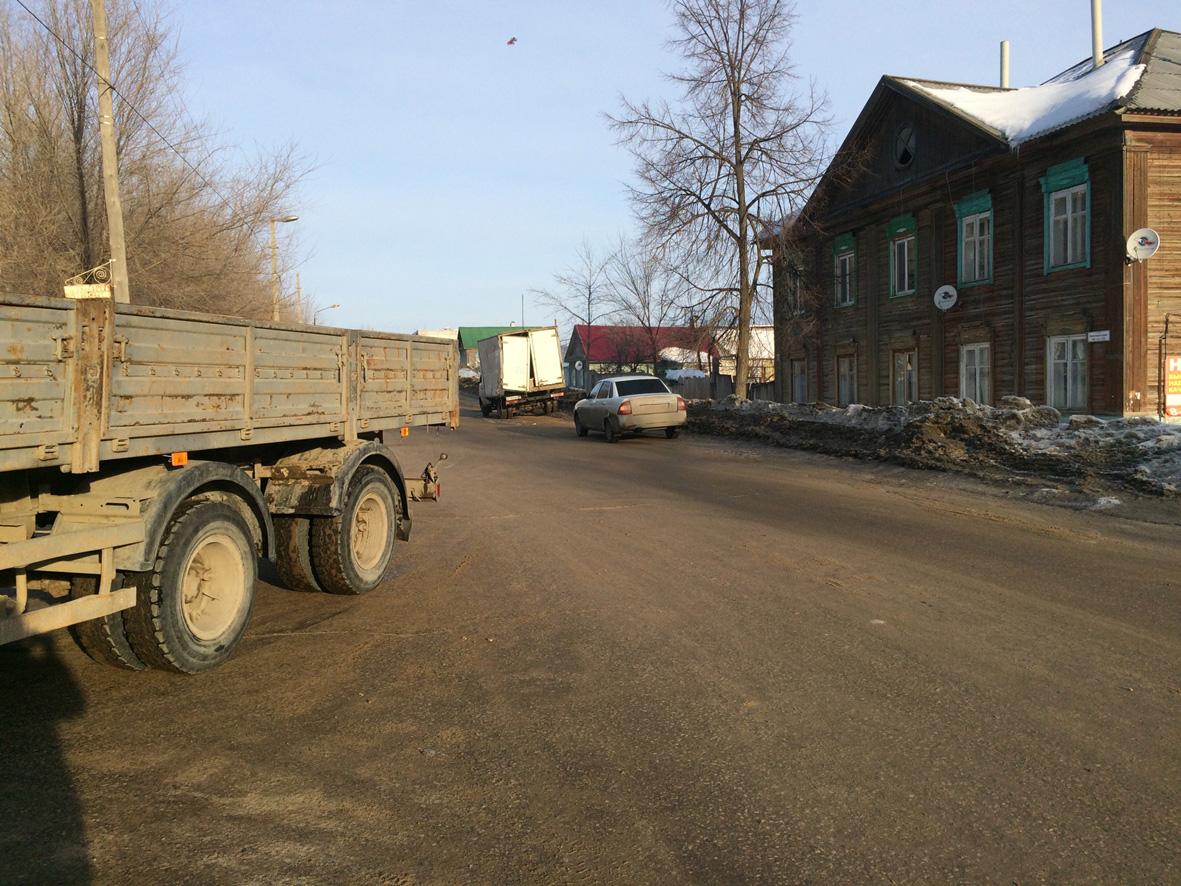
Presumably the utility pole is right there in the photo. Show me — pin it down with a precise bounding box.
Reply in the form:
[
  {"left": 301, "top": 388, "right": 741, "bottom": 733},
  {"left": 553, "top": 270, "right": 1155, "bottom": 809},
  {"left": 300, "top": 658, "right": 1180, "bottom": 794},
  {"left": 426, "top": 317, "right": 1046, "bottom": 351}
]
[{"left": 91, "top": 0, "right": 130, "bottom": 304}]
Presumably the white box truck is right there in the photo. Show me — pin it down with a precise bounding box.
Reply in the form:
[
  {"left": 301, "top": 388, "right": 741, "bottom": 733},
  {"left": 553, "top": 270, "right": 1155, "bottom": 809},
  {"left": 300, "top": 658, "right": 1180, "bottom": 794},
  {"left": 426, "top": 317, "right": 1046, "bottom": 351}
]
[{"left": 477, "top": 326, "right": 566, "bottom": 418}]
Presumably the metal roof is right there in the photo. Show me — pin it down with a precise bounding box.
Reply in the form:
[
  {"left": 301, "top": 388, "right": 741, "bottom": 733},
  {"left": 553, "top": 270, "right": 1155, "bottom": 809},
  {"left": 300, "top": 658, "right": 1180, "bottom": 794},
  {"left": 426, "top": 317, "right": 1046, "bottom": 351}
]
[{"left": 1124, "top": 29, "right": 1181, "bottom": 114}]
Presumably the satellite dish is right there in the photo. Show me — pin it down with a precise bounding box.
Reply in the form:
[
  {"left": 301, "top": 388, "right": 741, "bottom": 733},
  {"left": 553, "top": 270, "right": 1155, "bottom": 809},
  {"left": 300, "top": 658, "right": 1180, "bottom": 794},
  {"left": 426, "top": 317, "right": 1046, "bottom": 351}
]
[
  {"left": 933, "top": 284, "right": 958, "bottom": 312},
  {"left": 574, "top": 360, "right": 584, "bottom": 370},
  {"left": 1126, "top": 228, "right": 1160, "bottom": 262}
]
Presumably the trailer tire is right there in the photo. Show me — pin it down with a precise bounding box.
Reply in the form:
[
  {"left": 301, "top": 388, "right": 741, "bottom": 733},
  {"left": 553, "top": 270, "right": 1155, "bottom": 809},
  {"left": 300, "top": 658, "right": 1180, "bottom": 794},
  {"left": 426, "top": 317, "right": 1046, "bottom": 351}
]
[
  {"left": 68, "top": 576, "right": 149, "bottom": 671},
  {"left": 479, "top": 396, "right": 492, "bottom": 417},
  {"left": 124, "top": 500, "right": 257, "bottom": 674},
  {"left": 311, "top": 466, "right": 398, "bottom": 595},
  {"left": 274, "top": 516, "right": 321, "bottom": 592}
]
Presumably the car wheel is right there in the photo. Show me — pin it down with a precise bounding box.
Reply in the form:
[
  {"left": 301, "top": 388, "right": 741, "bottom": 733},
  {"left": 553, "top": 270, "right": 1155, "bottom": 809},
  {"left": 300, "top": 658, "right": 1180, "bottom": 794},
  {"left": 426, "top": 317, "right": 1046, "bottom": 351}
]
[
  {"left": 604, "top": 419, "right": 619, "bottom": 444},
  {"left": 665, "top": 427, "right": 681, "bottom": 439},
  {"left": 574, "top": 413, "right": 589, "bottom": 437}
]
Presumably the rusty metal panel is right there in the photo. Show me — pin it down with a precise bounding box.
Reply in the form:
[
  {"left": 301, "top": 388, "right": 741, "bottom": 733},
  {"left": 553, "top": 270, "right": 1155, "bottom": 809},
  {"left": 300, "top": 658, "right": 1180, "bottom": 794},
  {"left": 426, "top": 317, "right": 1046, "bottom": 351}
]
[
  {"left": 0, "top": 301, "right": 73, "bottom": 448},
  {"left": 252, "top": 326, "right": 346, "bottom": 424},
  {"left": 108, "top": 311, "right": 248, "bottom": 432}
]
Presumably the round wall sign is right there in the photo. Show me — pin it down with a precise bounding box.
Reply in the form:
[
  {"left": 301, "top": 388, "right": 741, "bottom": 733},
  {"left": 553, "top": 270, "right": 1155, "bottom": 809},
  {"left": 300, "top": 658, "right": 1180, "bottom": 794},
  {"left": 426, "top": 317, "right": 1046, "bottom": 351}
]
[
  {"left": 1126, "top": 228, "right": 1160, "bottom": 262},
  {"left": 933, "top": 284, "right": 958, "bottom": 311}
]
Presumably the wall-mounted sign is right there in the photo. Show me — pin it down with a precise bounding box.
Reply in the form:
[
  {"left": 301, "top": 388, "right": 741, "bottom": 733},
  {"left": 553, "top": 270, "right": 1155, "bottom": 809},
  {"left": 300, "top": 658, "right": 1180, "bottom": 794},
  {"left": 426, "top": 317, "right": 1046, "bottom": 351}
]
[
  {"left": 1087, "top": 330, "right": 1111, "bottom": 343},
  {"left": 1167, "top": 356, "right": 1181, "bottom": 418},
  {"left": 1126, "top": 228, "right": 1161, "bottom": 262},
  {"left": 933, "top": 285, "right": 958, "bottom": 311},
  {"left": 64, "top": 284, "right": 112, "bottom": 299}
]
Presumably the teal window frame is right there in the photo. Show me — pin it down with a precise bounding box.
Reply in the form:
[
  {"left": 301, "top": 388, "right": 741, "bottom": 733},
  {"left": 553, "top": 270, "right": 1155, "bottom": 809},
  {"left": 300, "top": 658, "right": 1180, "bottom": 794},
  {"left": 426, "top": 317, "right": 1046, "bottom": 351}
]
[
  {"left": 954, "top": 191, "right": 993, "bottom": 287},
  {"left": 832, "top": 232, "right": 856, "bottom": 308},
  {"left": 1039, "top": 159, "right": 1090, "bottom": 273},
  {"left": 887, "top": 214, "right": 916, "bottom": 298}
]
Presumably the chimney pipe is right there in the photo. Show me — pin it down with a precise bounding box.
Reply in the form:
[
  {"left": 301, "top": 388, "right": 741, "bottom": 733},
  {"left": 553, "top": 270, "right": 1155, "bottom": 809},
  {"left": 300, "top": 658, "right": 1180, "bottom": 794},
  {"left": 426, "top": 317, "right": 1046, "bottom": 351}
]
[
  {"left": 1091, "top": 0, "right": 1105, "bottom": 67},
  {"left": 1000, "top": 40, "right": 1010, "bottom": 88}
]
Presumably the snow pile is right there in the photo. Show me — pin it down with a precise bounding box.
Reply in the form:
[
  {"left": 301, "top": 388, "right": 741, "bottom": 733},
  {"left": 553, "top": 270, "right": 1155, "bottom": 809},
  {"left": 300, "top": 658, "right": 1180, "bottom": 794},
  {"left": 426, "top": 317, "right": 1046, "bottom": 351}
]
[
  {"left": 691, "top": 396, "right": 1181, "bottom": 495},
  {"left": 903, "top": 49, "right": 1145, "bottom": 146}
]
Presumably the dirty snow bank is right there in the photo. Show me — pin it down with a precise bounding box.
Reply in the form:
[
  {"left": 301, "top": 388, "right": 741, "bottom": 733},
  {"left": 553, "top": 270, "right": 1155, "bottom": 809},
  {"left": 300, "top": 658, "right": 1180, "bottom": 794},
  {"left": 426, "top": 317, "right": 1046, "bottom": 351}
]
[{"left": 688, "top": 396, "right": 1181, "bottom": 496}]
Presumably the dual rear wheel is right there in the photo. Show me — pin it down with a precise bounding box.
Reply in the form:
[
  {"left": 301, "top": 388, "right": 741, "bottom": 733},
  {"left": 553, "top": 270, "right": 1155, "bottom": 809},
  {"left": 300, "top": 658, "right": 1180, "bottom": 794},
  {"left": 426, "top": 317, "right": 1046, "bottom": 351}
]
[{"left": 71, "top": 467, "right": 400, "bottom": 673}]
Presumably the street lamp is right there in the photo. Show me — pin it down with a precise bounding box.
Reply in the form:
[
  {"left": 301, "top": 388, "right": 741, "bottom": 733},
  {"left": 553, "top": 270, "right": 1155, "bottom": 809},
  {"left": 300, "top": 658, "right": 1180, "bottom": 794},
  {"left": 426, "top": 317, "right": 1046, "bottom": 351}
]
[
  {"left": 270, "top": 215, "right": 299, "bottom": 321},
  {"left": 313, "top": 303, "right": 339, "bottom": 325}
]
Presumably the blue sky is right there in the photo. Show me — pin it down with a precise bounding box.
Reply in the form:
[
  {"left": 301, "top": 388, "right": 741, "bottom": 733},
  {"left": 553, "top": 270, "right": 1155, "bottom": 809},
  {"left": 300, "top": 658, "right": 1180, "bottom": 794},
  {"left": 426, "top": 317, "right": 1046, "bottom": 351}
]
[{"left": 174, "top": 1, "right": 1176, "bottom": 333}]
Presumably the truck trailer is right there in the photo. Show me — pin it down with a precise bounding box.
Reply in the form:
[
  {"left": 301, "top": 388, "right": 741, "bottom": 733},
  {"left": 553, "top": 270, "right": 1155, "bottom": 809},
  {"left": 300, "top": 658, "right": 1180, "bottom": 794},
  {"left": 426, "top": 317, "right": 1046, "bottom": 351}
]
[
  {"left": 476, "top": 326, "right": 566, "bottom": 418},
  {"left": 0, "top": 294, "right": 458, "bottom": 673}
]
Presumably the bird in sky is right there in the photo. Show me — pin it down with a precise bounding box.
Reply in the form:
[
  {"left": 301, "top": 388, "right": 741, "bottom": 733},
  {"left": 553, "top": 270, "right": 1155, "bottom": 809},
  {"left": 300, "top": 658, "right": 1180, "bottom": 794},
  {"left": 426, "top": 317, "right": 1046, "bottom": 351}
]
[{"left": 507, "top": 37, "right": 517, "bottom": 45}]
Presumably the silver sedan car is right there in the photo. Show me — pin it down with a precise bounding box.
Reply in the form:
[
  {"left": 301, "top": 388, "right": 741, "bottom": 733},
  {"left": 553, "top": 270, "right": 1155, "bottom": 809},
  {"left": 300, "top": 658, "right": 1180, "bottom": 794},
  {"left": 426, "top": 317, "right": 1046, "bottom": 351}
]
[{"left": 573, "top": 375, "right": 687, "bottom": 442}]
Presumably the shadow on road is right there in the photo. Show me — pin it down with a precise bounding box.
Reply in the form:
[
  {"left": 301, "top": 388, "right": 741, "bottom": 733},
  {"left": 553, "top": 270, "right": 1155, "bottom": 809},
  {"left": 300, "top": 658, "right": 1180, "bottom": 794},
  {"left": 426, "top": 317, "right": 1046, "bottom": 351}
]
[{"left": 0, "top": 637, "right": 93, "bottom": 885}]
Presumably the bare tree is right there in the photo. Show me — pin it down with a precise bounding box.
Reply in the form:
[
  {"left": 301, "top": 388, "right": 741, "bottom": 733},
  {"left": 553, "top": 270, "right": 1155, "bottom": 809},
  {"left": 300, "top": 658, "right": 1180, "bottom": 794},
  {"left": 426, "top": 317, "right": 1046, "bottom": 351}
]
[
  {"left": 531, "top": 238, "right": 612, "bottom": 393},
  {"left": 604, "top": 237, "right": 703, "bottom": 373},
  {"left": 0, "top": 0, "right": 310, "bottom": 318},
  {"left": 609, "top": 0, "right": 830, "bottom": 395}
]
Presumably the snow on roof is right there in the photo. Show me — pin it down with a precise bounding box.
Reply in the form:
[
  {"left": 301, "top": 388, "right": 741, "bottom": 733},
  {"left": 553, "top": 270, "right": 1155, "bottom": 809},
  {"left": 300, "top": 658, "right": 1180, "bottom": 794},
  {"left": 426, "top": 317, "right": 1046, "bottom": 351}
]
[{"left": 901, "top": 48, "right": 1146, "bottom": 146}]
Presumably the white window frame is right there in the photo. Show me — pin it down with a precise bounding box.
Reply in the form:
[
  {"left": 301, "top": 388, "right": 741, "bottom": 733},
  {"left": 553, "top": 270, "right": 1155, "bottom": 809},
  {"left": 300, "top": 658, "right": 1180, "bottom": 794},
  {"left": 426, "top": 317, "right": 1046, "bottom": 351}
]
[
  {"left": 791, "top": 359, "right": 808, "bottom": 404},
  {"left": 892, "top": 350, "right": 917, "bottom": 405},
  {"left": 959, "top": 342, "right": 991, "bottom": 405},
  {"left": 891, "top": 234, "right": 915, "bottom": 297},
  {"left": 834, "top": 251, "right": 854, "bottom": 307},
  {"left": 961, "top": 211, "right": 991, "bottom": 284},
  {"left": 1049, "top": 184, "right": 1088, "bottom": 269},
  {"left": 1047, "top": 334, "right": 1087, "bottom": 410},
  {"left": 837, "top": 355, "right": 856, "bottom": 407}
]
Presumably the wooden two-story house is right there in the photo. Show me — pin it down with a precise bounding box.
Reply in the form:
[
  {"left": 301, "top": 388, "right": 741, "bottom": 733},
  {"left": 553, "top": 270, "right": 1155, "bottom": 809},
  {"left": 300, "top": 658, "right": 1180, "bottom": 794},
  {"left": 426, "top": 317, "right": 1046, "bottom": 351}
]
[{"left": 775, "top": 28, "right": 1181, "bottom": 417}]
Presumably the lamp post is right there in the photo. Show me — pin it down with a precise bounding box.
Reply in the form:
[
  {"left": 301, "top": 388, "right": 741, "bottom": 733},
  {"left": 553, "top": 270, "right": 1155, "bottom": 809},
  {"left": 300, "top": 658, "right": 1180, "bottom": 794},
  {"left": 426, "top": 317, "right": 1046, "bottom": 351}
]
[
  {"left": 270, "top": 215, "right": 299, "bottom": 321},
  {"left": 313, "top": 303, "right": 339, "bottom": 325}
]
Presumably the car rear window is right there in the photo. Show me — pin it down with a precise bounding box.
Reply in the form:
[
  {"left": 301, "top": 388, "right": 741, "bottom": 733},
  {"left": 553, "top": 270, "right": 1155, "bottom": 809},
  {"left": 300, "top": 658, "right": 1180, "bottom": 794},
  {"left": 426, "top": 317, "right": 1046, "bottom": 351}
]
[{"left": 615, "top": 378, "right": 670, "bottom": 395}]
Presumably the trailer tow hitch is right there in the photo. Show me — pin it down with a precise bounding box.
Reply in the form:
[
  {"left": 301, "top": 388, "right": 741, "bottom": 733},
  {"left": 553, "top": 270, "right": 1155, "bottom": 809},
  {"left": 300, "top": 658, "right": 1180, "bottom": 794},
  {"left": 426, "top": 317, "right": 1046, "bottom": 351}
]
[{"left": 410, "top": 453, "right": 447, "bottom": 502}]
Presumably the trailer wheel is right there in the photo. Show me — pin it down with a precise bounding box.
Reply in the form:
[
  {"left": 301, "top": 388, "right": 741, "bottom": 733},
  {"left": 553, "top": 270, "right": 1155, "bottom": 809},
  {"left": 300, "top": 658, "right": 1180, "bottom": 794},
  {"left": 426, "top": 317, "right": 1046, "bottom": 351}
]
[
  {"left": 312, "top": 466, "right": 398, "bottom": 595},
  {"left": 123, "top": 500, "right": 257, "bottom": 674},
  {"left": 68, "top": 575, "right": 149, "bottom": 671},
  {"left": 479, "top": 397, "right": 492, "bottom": 417},
  {"left": 274, "top": 516, "right": 321, "bottom": 592}
]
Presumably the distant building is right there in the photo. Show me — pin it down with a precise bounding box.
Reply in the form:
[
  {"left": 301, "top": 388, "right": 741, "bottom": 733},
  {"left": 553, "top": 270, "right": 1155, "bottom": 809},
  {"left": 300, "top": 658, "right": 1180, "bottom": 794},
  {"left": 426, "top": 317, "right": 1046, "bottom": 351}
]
[
  {"left": 776, "top": 28, "right": 1181, "bottom": 417},
  {"left": 456, "top": 326, "right": 533, "bottom": 368},
  {"left": 564, "top": 325, "right": 717, "bottom": 391}
]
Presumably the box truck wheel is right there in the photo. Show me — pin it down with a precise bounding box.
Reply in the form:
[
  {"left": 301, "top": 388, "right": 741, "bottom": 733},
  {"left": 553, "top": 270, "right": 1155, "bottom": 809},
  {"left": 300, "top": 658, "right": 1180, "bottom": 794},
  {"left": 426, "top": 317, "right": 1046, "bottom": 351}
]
[
  {"left": 68, "top": 575, "right": 149, "bottom": 671},
  {"left": 274, "top": 516, "right": 321, "bottom": 592},
  {"left": 124, "top": 500, "right": 258, "bottom": 674},
  {"left": 498, "top": 399, "right": 510, "bottom": 420},
  {"left": 311, "top": 466, "right": 398, "bottom": 595},
  {"left": 479, "top": 396, "right": 492, "bottom": 417}
]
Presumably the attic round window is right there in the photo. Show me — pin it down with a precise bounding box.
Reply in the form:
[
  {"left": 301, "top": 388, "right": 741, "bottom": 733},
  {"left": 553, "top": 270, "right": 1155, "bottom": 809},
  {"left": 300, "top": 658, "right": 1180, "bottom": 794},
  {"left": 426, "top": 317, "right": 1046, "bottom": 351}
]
[{"left": 894, "top": 123, "right": 916, "bottom": 169}]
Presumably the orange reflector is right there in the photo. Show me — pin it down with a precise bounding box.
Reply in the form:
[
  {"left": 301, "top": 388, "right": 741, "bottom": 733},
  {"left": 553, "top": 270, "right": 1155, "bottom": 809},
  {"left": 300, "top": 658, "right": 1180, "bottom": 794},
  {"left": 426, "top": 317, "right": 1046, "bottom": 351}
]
[
  {"left": 400, "top": 427, "right": 409, "bottom": 437},
  {"left": 171, "top": 452, "right": 188, "bottom": 466}
]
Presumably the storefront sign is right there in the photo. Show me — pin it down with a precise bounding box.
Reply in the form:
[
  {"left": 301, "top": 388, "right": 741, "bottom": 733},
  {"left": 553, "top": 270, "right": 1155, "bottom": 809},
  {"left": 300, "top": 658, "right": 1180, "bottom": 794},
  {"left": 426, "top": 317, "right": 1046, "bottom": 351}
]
[{"left": 1167, "top": 356, "right": 1181, "bottom": 418}]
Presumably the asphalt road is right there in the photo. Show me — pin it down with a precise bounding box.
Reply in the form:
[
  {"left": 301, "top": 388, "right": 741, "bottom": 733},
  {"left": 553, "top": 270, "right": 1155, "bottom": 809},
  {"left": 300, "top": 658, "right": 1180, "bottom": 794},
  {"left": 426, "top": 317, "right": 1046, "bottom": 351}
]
[{"left": 5, "top": 395, "right": 1181, "bottom": 885}]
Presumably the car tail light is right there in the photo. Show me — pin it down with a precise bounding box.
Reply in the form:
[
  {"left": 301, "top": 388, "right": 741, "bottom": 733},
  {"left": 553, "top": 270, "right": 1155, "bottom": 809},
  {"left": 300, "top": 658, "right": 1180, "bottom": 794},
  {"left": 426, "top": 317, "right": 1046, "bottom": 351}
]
[
  {"left": 617, "top": 400, "right": 632, "bottom": 415},
  {"left": 677, "top": 397, "right": 686, "bottom": 411}
]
